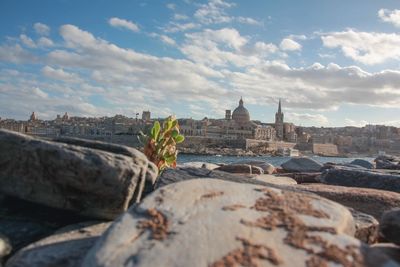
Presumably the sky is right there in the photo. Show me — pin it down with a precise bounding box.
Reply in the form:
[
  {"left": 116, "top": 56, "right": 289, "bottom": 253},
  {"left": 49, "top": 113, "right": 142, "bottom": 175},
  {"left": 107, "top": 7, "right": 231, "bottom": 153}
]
[{"left": 1, "top": 0, "right": 400, "bottom": 127}]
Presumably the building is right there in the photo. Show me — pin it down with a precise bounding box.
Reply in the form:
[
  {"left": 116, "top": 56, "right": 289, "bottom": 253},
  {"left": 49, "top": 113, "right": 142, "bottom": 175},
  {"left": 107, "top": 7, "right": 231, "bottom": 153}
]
[{"left": 275, "top": 99, "right": 284, "bottom": 140}]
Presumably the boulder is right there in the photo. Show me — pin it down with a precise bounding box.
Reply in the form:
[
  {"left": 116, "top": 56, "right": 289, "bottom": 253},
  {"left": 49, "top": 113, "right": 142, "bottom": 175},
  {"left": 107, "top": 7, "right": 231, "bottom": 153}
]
[
  {"left": 348, "top": 208, "right": 379, "bottom": 244},
  {"left": 320, "top": 166, "right": 400, "bottom": 193},
  {"left": 0, "top": 234, "right": 11, "bottom": 262},
  {"left": 154, "top": 167, "right": 276, "bottom": 190},
  {"left": 370, "top": 243, "right": 400, "bottom": 263},
  {"left": 253, "top": 174, "right": 297, "bottom": 185},
  {"left": 234, "top": 160, "right": 275, "bottom": 174},
  {"left": 376, "top": 159, "right": 400, "bottom": 170},
  {"left": 350, "top": 159, "right": 375, "bottom": 169},
  {"left": 277, "top": 172, "right": 321, "bottom": 183},
  {"left": 6, "top": 222, "right": 110, "bottom": 267},
  {"left": 291, "top": 184, "right": 400, "bottom": 220},
  {"left": 281, "top": 157, "right": 323, "bottom": 172},
  {"left": 380, "top": 208, "right": 400, "bottom": 245},
  {"left": 215, "top": 164, "right": 264, "bottom": 174},
  {"left": 82, "top": 179, "right": 388, "bottom": 267},
  {"left": 180, "top": 162, "right": 220, "bottom": 170},
  {"left": 0, "top": 130, "right": 157, "bottom": 220}
]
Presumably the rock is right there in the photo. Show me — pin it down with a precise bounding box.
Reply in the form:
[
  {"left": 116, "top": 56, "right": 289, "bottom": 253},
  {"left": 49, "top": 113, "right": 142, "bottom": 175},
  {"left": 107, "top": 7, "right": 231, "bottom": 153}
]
[
  {"left": 376, "top": 159, "right": 400, "bottom": 170},
  {"left": 154, "top": 167, "right": 285, "bottom": 190},
  {"left": 348, "top": 208, "right": 379, "bottom": 244},
  {"left": 320, "top": 166, "right": 400, "bottom": 193},
  {"left": 234, "top": 160, "right": 275, "bottom": 174},
  {"left": 277, "top": 172, "right": 321, "bottom": 183},
  {"left": 380, "top": 208, "right": 400, "bottom": 245},
  {"left": 216, "top": 164, "right": 264, "bottom": 174},
  {"left": 370, "top": 243, "right": 400, "bottom": 263},
  {"left": 281, "top": 157, "right": 323, "bottom": 172},
  {"left": 180, "top": 162, "right": 220, "bottom": 170},
  {"left": 350, "top": 159, "right": 375, "bottom": 169},
  {"left": 82, "top": 179, "right": 382, "bottom": 267},
  {"left": 6, "top": 222, "right": 111, "bottom": 267},
  {"left": 0, "top": 234, "right": 11, "bottom": 260},
  {"left": 0, "top": 129, "right": 157, "bottom": 220},
  {"left": 253, "top": 174, "right": 297, "bottom": 185},
  {"left": 0, "top": 195, "right": 91, "bottom": 254},
  {"left": 291, "top": 183, "right": 400, "bottom": 220}
]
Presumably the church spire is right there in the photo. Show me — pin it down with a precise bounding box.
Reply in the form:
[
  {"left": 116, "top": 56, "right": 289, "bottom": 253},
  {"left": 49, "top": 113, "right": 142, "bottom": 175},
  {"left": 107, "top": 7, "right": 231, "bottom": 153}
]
[
  {"left": 278, "top": 99, "right": 282, "bottom": 114},
  {"left": 239, "top": 97, "right": 243, "bottom": 106}
]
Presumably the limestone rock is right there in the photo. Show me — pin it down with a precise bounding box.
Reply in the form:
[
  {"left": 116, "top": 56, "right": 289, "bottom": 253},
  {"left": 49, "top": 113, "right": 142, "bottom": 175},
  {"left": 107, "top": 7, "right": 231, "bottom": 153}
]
[
  {"left": 349, "top": 208, "right": 379, "bottom": 244},
  {"left": 254, "top": 174, "right": 297, "bottom": 185},
  {"left": 0, "top": 234, "right": 11, "bottom": 260},
  {"left": 291, "top": 183, "right": 400, "bottom": 220},
  {"left": 375, "top": 155, "right": 400, "bottom": 170},
  {"left": 79, "top": 179, "right": 397, "bottom": 267},
  {"left": 0, "top": 130, "right": 157, "bottom": 220},
  {"left": 234, "top": 160, "right": 275, "bottom": 174},
  {"left": 180, "top": 162, "right": 220, "bottom": 170},
  {"left": 320, "top": 166, "right": 400, "bottom": 193},
  {"left": 370, "top": 243, "right": 400, "bottom": 263},
  {"left": 350, "top": 159, "right": 375, "bottom": 169},
  {"left": 380, "top": 208, "right": 400, "bottom": 245},
  {"left": 277, "top": 172, "right": 321, "bottom": 183},
  {"left": 281, "top": 157, "right": 323, "bottom": 172},
  {"left": 216, "top": 164, "right": 264, "bottom": 174},
  {"left": 154, "top": 167, "right": 277, "bottom": 190},
  {"left": 6, "top": 222, "right": 110, "bottom": 267}
]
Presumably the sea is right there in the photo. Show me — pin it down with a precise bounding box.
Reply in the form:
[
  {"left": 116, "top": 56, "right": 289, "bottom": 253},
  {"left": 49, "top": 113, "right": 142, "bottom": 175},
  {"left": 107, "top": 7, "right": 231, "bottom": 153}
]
[{"left": 177, "top": 154, "right": 374, "bottom": 166}]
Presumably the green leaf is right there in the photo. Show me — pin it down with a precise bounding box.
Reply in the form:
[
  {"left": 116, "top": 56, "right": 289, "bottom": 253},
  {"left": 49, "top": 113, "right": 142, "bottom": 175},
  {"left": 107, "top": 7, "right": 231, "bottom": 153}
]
[
  {"left": 151, "top": 121, "right": 161, "bottom": 140},
  {"left": 175, "top": 135, "right": 185, "bottom": 143}
]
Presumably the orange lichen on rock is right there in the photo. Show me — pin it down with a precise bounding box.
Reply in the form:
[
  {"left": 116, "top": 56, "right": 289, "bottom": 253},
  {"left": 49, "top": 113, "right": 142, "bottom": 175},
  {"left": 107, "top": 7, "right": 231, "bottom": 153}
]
[
  {"left": 222, "top": 204, "right": 247, "bottom": 211},
  {"left": 137, "top": 208, "right": 169, "bottom": 240},
  {"left": 209, "top": 237, "right": 282, "bottom": 267},
  {"left": 201, "top": 191, "right": 224, "bottom": 199}
]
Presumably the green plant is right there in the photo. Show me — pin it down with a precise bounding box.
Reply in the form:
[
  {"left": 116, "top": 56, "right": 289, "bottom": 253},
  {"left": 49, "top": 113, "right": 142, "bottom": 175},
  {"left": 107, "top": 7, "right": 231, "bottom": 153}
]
[{"left": 140, "top": 116, "right": 185, "bottom": 172}]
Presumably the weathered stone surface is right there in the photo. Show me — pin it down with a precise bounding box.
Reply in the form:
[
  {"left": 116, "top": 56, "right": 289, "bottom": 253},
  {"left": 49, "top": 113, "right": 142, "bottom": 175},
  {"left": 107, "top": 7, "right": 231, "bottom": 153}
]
[
  {"left": 0, "top": 234, "right": 11, "bottom": 259},
  {"left": 370, "top": 243, "right": 400, "bottom": 263},
  {"left": 216, "top": 164, "right": 264, "bottom": 174},
  {"left": 254, "top": 174, "right": 297, "bottom": 185},
  {"left": 350, "top": 159, "right": 375, "bottom": 169},
  {"left": 154, "top": 167, "right": 278, "bottom": 190},
  {"left": 320, "top": 166, "right": 400, "bottom": 193},
  {"left": 234, "top": 160, "right": 275, "bottom": 174},
  {"left": 277, "top": 172, "right": 321, "bottom": 183},
  {"left": 291, "top": 183, "right": 400, "bottom": 220},
  {"left": 0, "top": 130, "right": 157, "bottom": 219},
  {"left": 180, "top": 162, "right": 220, "bottom": 170},
  {"left": 0, "top": 195, "right": 91, "bottom": 254},
  {"left": 82, "top": 179, "right": 399, "bottom": 267},
  {"left": 375, "top": 155, "right": 400, "bottom": 170},
  {"left": 6, "top": 222, "right": 110, "bottom": 267},
  {"left": 380, "top": 208, "right": 400, "bottom": 245},
  {"left": 348, "top": 208, "right": 379, "bottom": 244},
  {"left": 281, "top": 157, "right": 323, "bottom": 172}
]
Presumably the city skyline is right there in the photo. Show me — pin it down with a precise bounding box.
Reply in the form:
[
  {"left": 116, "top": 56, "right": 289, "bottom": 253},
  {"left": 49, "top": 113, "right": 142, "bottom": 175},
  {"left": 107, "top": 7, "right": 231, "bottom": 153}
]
[{"left": 1, "top": 0, "right": 400, "bottom": 127}]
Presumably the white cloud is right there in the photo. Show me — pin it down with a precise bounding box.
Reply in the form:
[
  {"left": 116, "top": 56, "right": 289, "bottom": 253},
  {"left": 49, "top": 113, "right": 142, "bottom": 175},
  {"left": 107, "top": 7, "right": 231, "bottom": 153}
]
[
  {"left": 20, "top": 34, "right": 36, "bottom": 48},
  {"left": 287, "top": 112, "right": 329, "bottom": 125},
  {"left": 149, "top": 33, "right": 176, "bottom": 46},
  {"left": 32, "top": 87, "right": 48, "bottom": 99},
  {"left": 279, "top": 38, "right": 301, "bottom": 51},
  {"left": 344, "top": 118, "right": 368, "bottom": 127},
  {"left": 378, "top": 9, "right": 400, "bottom": 27},
  {"left": 236, "top": 16, "right": 261, "bottom": 26},
  {"left": 194, "top": 0, "right": 235, "bottom": 24},
  {"left": 163, "top": 22, "right": 200, "bottom": 33},
  {"left": 108, "top": 17, "right": 140, "bottom": 32},
  {"left": 173, "top": 14, "right": 188, "bottom": 20},
  {"left": 34, "top": 22, "right": 50, "bottom": 36},
  {"left": 37, "top": 37, "right": 54, "bottom": 47},
  {"left": 42, "top": 66, "right": 82, "bottom": 83},
  {"left": 0, "top": 44, "right": 37, "bottom": 63},
  {"left": 321, "top": 29, "right": 400, "bottom": 65}
]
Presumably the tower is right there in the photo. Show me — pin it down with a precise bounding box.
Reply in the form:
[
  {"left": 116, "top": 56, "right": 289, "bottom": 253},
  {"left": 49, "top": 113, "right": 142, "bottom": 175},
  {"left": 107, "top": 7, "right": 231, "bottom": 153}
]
[
  {"left": 275, "top": 99, "right": 284, "bottom": 140},
  {"left": 225, "top": 110, "right": 231, "bottom": 120}
]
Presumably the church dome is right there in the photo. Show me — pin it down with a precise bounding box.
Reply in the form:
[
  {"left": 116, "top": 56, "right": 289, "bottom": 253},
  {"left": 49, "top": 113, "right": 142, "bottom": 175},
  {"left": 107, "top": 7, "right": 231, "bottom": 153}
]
[{"left": 232, "top": 98, "right": 250, "bottom": 124}]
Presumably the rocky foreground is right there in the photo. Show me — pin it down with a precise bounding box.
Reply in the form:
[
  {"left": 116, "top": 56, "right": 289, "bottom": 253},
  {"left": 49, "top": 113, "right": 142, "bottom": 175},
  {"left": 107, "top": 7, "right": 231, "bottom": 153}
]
[{"left": 0, "top": 129, "right": 400, "bottom": 267}]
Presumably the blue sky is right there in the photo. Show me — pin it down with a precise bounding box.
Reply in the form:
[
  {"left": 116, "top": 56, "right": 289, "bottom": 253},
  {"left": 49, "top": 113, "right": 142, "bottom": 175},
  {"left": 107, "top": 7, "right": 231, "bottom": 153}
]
[{"left": 1, "top": 0, "right": 400, "bottom": 127}]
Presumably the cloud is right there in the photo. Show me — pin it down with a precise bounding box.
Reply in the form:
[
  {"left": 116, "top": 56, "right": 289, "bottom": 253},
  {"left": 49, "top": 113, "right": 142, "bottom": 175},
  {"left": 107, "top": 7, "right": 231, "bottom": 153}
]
[
  {"left": 344, "top": 118, "right": 368, "bottom": 127},
  {"left": 149, "top": 33, "right": 176, "bottom": 46},
  {"left": 108, "top": 17, "right": 140, "bottom": 32},
  {"left": 321, "top": 29, "right": 400, "bottom": 65},
  {"left": 42, "top": 65, "right": 83, "bottom": 83},
  {"left": 286, "top": 112, "right": 329, "bottom": 125},
  {"left": 279, "top": 38, "right": 301, "bottom": 51},
  {"left": 173, "top": 14, "right": 188, "bottom": 20},
  {"left": 34, "top": 22, "right": 50, "bottom": 36},
  {"left": 38, "top": 37, "right": 54, "bottom": 47},
  {"left": 166, "top": 3, "right": 176, "bottom": 10},
  {"left": 236, "top": 16, "right": 262, "bottom": 26},
  {"left": 0, "top": 44, "right": 37, "bottom": 63},
  {"left": 20, "top": 34, "right": 36, "bottom": 48},
  {"left": 194, "top": 0, "right": 235, "bottom": 24},
  {"left": 378, "top": 9, "right": 400, "bottom": 27},
  {"left": 32, "top": 87, "right": 48, "bottom": 98},
  {"left": 163, "top": 22, "right": 200, "bottom": 33}
]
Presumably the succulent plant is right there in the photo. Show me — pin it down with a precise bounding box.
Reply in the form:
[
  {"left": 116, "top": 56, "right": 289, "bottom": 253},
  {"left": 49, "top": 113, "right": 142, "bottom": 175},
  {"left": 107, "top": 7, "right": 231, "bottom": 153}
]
[{"left": 140, "top": 116, "right": 185, "bottom": 172}]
